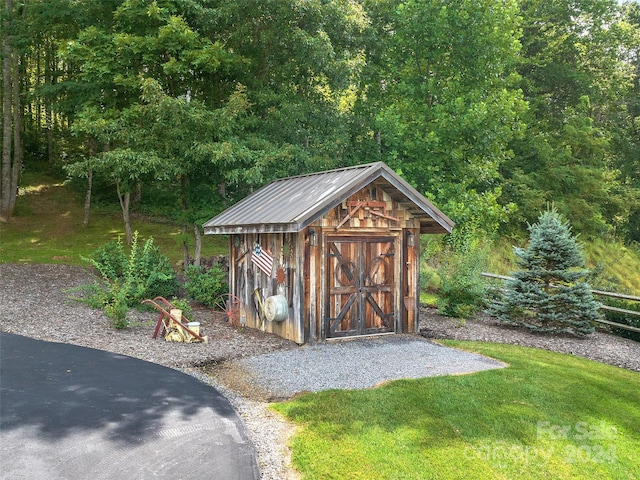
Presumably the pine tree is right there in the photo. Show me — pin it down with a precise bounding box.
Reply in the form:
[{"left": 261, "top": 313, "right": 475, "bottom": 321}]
[{"left": 493, "top": 209, "right": 600, "bottom": 335}]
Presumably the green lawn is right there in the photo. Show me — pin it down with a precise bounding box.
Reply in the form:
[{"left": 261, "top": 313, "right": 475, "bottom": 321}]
[
  {"left": 273, "top": 341, "right": 640, "bottom": 479},
  {"left": 0, "top": 172, "right": 228, "bottom": 265}
]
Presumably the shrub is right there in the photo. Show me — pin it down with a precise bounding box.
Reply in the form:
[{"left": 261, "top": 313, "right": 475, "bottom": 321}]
[
  {"left": 437, "top": 232, "right": 488, "bottom": 319},
  {"left": 135, "top": 243, "right": 179, "bottom": 299},
  {"left": 184, "top": 264, "right": 228, "bottom": 308},
  {"left": 104, "top": 282, "right": 130, "bottom": 329},
  {"left": 82, "top": 232, "right": 178, "bottom": 327},
  {"left": 89, "top": 239, "right": 127, "bottom": 280},
  {"left": 169, "top": 297, "right": 193, "bottom": 318},
  {"left": 419, "top": 263, "right": 441, "bottom": 293}
]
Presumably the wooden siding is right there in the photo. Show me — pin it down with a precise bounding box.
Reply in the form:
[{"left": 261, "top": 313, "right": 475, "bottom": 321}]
[
  {"left": 230, "top": 231, "right": 305, "bottom": 344},
  {"left": 320, "top": 183, "right": 419, "bottom": 232}
]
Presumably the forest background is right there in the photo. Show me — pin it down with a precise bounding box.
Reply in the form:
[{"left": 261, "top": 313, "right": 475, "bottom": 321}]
[{"left": 1, "top": 0, "right": 640, "bottom": 294}]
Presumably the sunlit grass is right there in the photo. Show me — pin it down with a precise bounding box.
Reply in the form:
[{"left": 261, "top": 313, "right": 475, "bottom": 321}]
[
  {"left": 273, "top": 342, "right": 640, "bottom": 480},
  {"left": 585, "top": 239, "right": 640, "bottom": 293},
  {"left": 419, "top": 291, "right": 438, "bottom": 306},
  {"left": 18, "top": 181, "right": 65, "bottom": 195},
  {"left": 487, "top": 236, "right": 640, "bottom": 294}
]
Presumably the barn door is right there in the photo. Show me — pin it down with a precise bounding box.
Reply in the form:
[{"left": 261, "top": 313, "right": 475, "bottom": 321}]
[{"left": 326, "top": 237, "right": 396, "bottom": 338}]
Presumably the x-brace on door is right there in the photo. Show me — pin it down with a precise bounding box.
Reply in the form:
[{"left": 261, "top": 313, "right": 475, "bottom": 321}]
[{"left": 326, "top": 237, "right": 396, "bottom": 338}]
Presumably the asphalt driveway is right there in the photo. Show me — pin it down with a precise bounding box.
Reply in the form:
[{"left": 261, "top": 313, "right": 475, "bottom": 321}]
[{"left": 0, "top": 333, "right": 260, "bottom": 480}]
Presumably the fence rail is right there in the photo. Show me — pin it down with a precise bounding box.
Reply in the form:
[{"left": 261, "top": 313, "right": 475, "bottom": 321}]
[{"left": 481, "top": 272, "right": 640, "bottom": 334}]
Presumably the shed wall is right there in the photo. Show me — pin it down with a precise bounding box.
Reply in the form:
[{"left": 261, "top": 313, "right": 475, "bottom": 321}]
[{"left": 229, "top": 232, "right": 306, "bottom": 344}]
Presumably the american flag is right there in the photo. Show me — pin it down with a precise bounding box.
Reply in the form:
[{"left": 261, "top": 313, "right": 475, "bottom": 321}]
[{"left": 251, "top": 244, "right": 274, "bottom": 276}]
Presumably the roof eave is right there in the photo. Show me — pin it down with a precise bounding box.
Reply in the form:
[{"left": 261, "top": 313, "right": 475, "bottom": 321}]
[{"left": 204, "top": 223, "right": 300, "bottom": 235}]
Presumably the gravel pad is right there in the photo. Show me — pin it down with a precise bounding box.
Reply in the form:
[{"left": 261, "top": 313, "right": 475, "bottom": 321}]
[{"left": 238, "top": 335, "right": 506, "bottom": 397}]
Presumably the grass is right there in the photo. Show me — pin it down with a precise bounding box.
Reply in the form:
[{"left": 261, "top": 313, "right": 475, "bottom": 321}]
[
  {"left": 584, "top": 239, "right": 640, "bottom": 293},
  {"left": 419, "top": 291, "right": 438, "bottom": 306},
  {"left": 487, "top": 236, "right": 640, "bottom": 294},
  {"left": 0, "top": 172, "right": 228, "bottom": 265},
  {"left": 273, "top": 341, "right": 640, "bottom": 480}
]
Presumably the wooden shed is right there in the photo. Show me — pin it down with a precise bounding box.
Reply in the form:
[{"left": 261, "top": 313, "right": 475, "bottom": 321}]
[{"left": 203, "top": 162, "right": 454, "bottom": 344}]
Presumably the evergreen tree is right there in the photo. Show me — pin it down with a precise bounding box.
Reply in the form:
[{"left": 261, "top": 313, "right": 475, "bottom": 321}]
[{"left": 493, "top": 209, "right": 600, "bottom": 335}]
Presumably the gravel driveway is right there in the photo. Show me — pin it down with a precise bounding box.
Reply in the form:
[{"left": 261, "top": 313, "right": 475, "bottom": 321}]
[{"left": 233, "top": 335, "right": 505, "bottom": 399}]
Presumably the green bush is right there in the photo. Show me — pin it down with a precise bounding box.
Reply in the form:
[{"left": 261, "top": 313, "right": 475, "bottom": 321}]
[
  {"left": 419, "top": 263, "right": 441, "bottom": 293},
  {"left": 437, "top": 233, "right": 488, "bottom": 319},
  {"left": 184, "top": 264, "right": 228, "bottom": 308},
  {"left": 82, "top": 232, "right": 178, "bottom": 327},
  {"left": 104, "top": 282, "right": 130, "bottom": 329},
  {"left": 135, "top": 243, "right": 179, "bottom": 299},
  {"left": 169, "top": 296, "right": 193, "bottom": 318},
  {"left": 89, "top": 240, "right": 127, "bottom": 280}
]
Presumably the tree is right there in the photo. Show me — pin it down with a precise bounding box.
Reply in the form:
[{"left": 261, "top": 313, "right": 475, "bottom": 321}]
[
  {"left": 374, "top": 0, "right": 526, "bottom": 234},
  {"left": 614, "top": 1, "right": 640, "bottom": 241},
  {"left": 61, "top": 0, "right": 370, "bottom": 250},
  {"left": 208, "top": 0, "right": 372, "bottom": 180},
  {"left": 11, "top": 0, "right": 640, "bottom": 249},
  {"left": 1, "top": 0, "right": 22, "bottom": 222},
  {"left": 61, "top": 0, "right": 238, "bottom": 243},
  {"left": 501, "top": 0, "right": 640, "bottom": 238},
  {"left": 492, "top": 209, "right": 600, "bottom": 336}
]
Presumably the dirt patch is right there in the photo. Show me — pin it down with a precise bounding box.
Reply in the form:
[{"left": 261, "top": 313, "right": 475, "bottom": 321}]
[{"left": 201, "top": 361, "right": 286, "bottom": 402}]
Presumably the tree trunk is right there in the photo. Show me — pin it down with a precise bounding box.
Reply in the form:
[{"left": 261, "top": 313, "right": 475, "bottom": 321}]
[
  {"left": 116, "top": 180, "right": 133, "bottom": 244},
  {"left": 83, "top": 170, "right": 93, "bottom": 227},
  {"left": 182, "top": 221, "right": 190, "bottom": 269},
  {"left": 1, "top": 0, "right": 14, "bottom": 222},
  {"left": 83, "top": 138, "right": 96, "bottom": 227},
  {"left": 45, "top": 38, "right": 54, "bottom": 167},
  {"left": 193, "top": 223, "right": 202, "bottom": 267},
  {"left": 45, "top": 104, "right": 53, "bottom": 166},
  {"left": 180, "top": 175, "right": 190, "bottom": 268},
  {"left": 9, "top": 47, "right": 22, "bottom": 218},
  {"left": 132, "top": 181, "right": 142, "bottom": 208},
  {"left": 35, "top": 45, "right": 40, "bottom": 145}
]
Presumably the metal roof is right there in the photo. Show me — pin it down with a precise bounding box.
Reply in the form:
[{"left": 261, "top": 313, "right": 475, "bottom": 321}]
[{"left": 203, "top": 162, "right": 454, "bottom": 235}]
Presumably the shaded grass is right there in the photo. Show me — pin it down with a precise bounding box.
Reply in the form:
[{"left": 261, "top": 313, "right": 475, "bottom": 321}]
[
  {"left": 273, "top": 342, "right": 640, "bottom": 479},
  {"left": 0, "top": 172, "right": 228, "bottom": 265}
]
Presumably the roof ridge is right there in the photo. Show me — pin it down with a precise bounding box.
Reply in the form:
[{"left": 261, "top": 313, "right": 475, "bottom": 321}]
[{"left": 272, "top": 161, "right": 385, "bottom": 183}]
